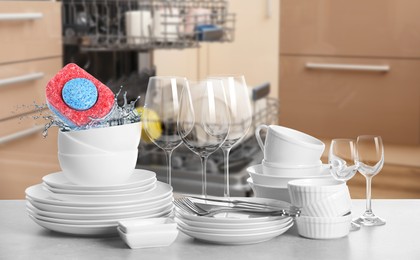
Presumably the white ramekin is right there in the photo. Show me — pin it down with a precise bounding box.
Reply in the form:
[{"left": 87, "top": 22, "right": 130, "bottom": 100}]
[
  {"left": 296, "top": 213, "right": 352, "bottom": 239},
  {"left": 301, "top": 186, "right": 352, "bottom": 217}
]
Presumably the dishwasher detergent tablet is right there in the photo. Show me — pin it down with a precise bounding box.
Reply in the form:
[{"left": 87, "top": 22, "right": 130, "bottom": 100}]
[{"left": 45, "top": 63, "right": 115, "bottom": 127}]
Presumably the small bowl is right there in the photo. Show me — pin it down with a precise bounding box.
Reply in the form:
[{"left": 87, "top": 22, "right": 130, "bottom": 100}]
[
  {"left": 59, "top": 150, "right": 138, "bottom": 186},
  {"left": 59, "top": 122, "right": 141, "bottom": 152},
  {"left": 247, "top": 177, "right": 290, "bottom": 202},
  {"left": 296, "top": 213, "right": 352, "bottom": 239},
  {"left": 247, "top": 164, "right": 333, "bottom": 188},
  {"left": 262, "top": 159, "right": 325, "bottom": 176},
  {"left": 288, "top": 179, "right": 347, "bottom": 208},
  {"left": 118, "top": 218, "right": 178, "bottom": 249},
  {"left": 301, "top": 187, "right": 352, "bottom": 217}
]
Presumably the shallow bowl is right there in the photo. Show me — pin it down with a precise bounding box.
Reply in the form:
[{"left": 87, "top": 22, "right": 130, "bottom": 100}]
[{"left": 247, "top": 177, "right": 291, "bottom": 202}]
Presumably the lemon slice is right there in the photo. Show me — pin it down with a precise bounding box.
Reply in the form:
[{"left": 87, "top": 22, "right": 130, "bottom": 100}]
[{"left": 136, "top": 107, "right": 162, "bottom": 143}]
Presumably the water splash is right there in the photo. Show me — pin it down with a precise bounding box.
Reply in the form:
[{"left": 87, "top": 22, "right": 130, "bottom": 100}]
[{"left": 25, "top": 86, "right": 141, "bottom": 138}]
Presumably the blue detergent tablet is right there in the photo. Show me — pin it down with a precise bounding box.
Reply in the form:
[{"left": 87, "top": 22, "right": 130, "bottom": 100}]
[{"left": 62, "top": 78, "right": 98, "bottom": 111}]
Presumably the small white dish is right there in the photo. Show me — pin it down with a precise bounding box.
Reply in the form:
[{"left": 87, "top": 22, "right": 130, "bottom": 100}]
[
  {"left": 301, "top": 187, "right": 352, "bottom": 217},
  {"left": 247, "top": 177, "right": 290, "bottom": 202},
  {"left": 117, "top": 218, "right": 178, "bottom": 249},
  {"left": 42, "top": 181, "right": 156, "bottom": 195},
  {"left": 262, "top": 160, "right": 326, "bottom": 177},
  {"left": 295, "top": 213, "right": 352, "bottom": 239}
]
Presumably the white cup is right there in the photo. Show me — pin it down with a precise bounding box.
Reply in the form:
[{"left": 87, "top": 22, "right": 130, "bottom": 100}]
[
  {"left": 255, "top": 124, "right": 325, "bottom": 165},
  {"left": 125, "top": 11, "right": 152, "bottom": 44},
  {"left": 153, "top": 8, "right": 180, "bottom": 41}
]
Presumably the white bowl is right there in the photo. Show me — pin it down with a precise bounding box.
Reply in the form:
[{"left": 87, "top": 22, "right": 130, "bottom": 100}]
[
  {"left": 59, "top": 122, "right": 141, "bottom": 153},
  {"left": 247, "top": 177, "right": 290, "bottom": 202},
  {"left": 117, "top": 218, "right": 178, "bottom": 249},
  {"left": 301, "top": 187, "right": 352, "bottom": 217},
  {"left": 262, "top": 160, "right": 326, "bottom": 177},
  {"left": 247, "top": 164, "right": 333, "bottom": 188},
  {"left": 295, "top": 213, "right": 352, "bottom": 239},
  {"left": 287, "top": 179, "right": 347, "bottom": 208},
  {"left": 58, "top": 150, "right": 138, "bottom": 186}
]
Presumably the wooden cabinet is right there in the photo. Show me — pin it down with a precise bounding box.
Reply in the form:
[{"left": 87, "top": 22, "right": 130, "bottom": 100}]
[
  {"left": 0, "top": 1, "right": 62, "bottom": 199},
  {"left": 280, "top": 0, "right": 420, "bottom": 145}
]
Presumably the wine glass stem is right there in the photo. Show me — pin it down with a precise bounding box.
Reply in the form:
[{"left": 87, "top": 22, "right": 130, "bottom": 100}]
[
  {"left": 222, "top": 147, "right": 231, "bottom": 198},
  {"left": 365, "top": 175, "right": 373, "bottom": 215},
  {"left": 200, "top": 156, "right": 208, "bottom": 197},
  {"left": 164, "top": 149, "right": 173, "bottom": 186}
]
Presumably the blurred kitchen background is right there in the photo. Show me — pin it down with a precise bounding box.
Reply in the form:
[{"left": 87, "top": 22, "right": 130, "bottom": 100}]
[{"left": 1, "top": 0, "right": 419, "bottom": 199}]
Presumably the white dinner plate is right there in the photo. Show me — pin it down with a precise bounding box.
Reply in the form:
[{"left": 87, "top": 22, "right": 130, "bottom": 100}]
[
  {"left": 176, "top": 217, "right": 293, "bottom": 235},
  {"left": 26, "top": 194, "right": 173, "bottom": 214},
  {"left": 28, "top": 212, "right": 172, "bottom": 236},
  {"left": 26, "top": 182, "right": 173, "bottom": 207},
  {"left": 27, "top": 200, "right": 173, "bottom": 221},
  {"left": 27, "top": 205, "right": 174, "bottom": 225},
  {"left": 42, "top": 180, "right": 156, "bottom": 195},
  {"left": 178, "top": 222, "right": 293, "bottom": 245},
  {"left": 175, "top": 212, "right": 292, "bottom": 229},
  {"left": 42, "top": 169, "right": 156, "bottom": 191},
  {"left": 47, "top": 183, "right": 157, "bottom": 203}
]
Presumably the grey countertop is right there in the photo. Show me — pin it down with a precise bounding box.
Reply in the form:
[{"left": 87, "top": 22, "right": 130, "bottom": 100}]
[{"left": 1, "top": 199, "right": 419, "bottom": 260}]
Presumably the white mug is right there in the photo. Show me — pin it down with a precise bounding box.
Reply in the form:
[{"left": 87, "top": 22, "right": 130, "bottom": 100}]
[
  {"left": 125, "top": 10, "right": 152, "bottom": 44},
  {"left": 255, "top": 124, "right": 325, "bottom": 165}
]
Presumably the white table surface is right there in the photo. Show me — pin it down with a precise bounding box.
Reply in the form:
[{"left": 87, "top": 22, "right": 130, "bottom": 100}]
[{"left": 0, "top": 199, "right": 419, "bottom": 260}]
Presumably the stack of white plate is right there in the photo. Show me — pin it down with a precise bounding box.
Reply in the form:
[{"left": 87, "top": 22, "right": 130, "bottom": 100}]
[
  {"left": 25, "top": 169, "right": 173, "bottom": 236},
  {"left": 174, "top": 197, "right": 294, "bottom": 245}
]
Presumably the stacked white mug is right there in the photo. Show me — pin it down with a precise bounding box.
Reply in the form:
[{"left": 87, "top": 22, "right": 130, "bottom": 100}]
[{"left": 247, "top": 125, "right": 330, "bottom": 202}]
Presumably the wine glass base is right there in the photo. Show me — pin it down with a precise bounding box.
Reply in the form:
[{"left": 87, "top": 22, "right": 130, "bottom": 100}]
[
  {"left": 350, "top": 221, "right": 361, "bottom": 231},
  {"left": 353, "top": 213, "right": 386, "bottom": 227}
]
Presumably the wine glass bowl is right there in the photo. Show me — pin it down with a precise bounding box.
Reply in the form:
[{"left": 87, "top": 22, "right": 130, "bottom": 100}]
[
  {"left": 143, "top": 76, "right": 186, "bottom": 185},
  {"left": 328, "top": 139, "right": 358, "bottom": 181}
]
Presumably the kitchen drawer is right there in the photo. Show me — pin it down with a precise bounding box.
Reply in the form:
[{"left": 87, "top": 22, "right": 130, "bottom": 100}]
[
  {"left": 280, "top": 0, "right": 420, "bottom": 58},
  {"left": 0, "top": 126, "right": 59, "bottom": 199},
  {"left": 0, "top": 57, "right": 62, "bottom": 120},
  {"left": 279, "top": 56, "right": 420, "bottom": 145},
  {"left": 0, "top": 1, "right": 62, "bottom": 64}
]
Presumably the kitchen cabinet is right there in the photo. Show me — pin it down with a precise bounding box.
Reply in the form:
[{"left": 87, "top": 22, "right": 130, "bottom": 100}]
[
  {"left": 280, "top": 0, "right": 420, "bottom": 145},
  {"left": 154, "top": 0, "right": 280, "bottom": 98},
  {"left": 0, "top": 1, "right": 62, "bottom": 199}
]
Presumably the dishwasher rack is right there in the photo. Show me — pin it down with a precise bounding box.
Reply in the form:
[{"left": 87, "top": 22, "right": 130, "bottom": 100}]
[{"left": 62, "top": 0, "right": 236, "bottom": 51}]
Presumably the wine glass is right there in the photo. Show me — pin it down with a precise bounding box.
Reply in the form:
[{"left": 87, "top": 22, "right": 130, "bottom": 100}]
[
  {"left": 353, "top": 135, "right": 386, "bottom": 226},
  {"left": 177, "top": 79, "right": 230, "bottom": 196},
  {"left": 328, "top": 138, "right": 360, "bottom": 230},
  {"left": 208, "top": 75, "right": 252, "bottom": 198},
  {"left": 143, "top": 76, "right": 186, "bottom": 186}
]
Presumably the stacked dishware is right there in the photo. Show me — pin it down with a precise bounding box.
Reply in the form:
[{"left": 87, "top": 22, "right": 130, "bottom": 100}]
[
  {"left": 173, "top": 196, "right": 295, "bottom": 245},
  {"left": 288, "top": 179, "right": 352, "bottom": 239},
  {"left": 25, "top": 122, "right": 174, "bottom": 236},
  {"left": 248, "top": 124, "right": 332, "bottom": 202}
]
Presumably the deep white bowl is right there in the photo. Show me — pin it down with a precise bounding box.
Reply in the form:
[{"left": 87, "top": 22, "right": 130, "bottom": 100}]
[
  {"left": 247, "top": 164, "right": 333, "bottom": 188},
  {"left": 262, "top": 160, "right": 326, "bottom": 177},
  {"left": 295, "top": 213, "right": 352, "bottom": 239},
  {"left": 59, "top": 122, "right": 141, "bottom": 153},
  {"left": 247, "top": 177, "right": 290, "bottom": 202},
  {"left": 59, "top": 150, "right": 138, "bottom": 186},
  {"left": 287, "top": 179, "right": 347, "bottom": 208}
]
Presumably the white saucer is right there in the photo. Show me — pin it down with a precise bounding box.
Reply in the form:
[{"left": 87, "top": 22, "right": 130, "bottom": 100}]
[
  {"left": 27, "top": 195, "right": 173, "bottom": 215},
  {"left": 28, "top": 212, "right": 172, "bottom": 236},
  {"left": 42, "top": 181, "right": 156, "bottom": 195},
  {"left": 175, "top": 212, "right": 291, "bottom": 229},
  {"left": 176, "top": 217, "right": 293, "bottom": 235},
  {"left": 27, "top": 204, "right": 174, "bottom": 225},
  {"left": 178, "top": 222, "right": 293, "bottom": 245},
  {"left": 42, "top": 169, "right": 156, "bottom": 191},
  {"left": 27, "top": 200, "right": 173, "bottom": 221},
  {"left": 26, "top": 182, "right": 173, "bottom": 207}
]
